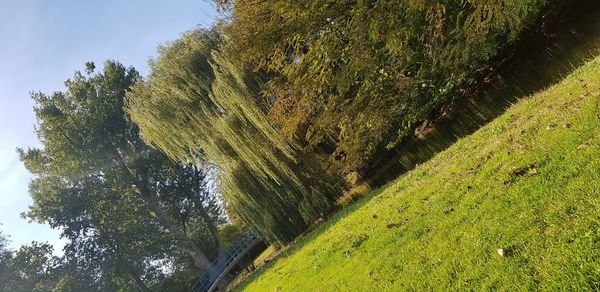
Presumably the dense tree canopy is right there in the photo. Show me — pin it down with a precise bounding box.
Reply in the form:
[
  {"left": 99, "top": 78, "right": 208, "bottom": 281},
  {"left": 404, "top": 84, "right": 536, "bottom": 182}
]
[
  {"left": 222, "top": 0, "right": 550, "bottom": 174},
  {"left": 0, "top": 241, "right": 62, "bottom": 291},
  {"left": 126, "top": 28, "right": 339, "bottom": 243},
  {"left": 126, "top": 0, "right": 559, "bottom": 242},
  {"left": 18, "top": 61, "right": 225, "bottom": 289},
  {"left": 7, "top": 1, "right": 574, "bottom": 288}
]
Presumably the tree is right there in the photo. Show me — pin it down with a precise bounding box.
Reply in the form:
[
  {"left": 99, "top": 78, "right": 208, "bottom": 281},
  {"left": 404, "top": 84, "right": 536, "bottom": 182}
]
[
  {"left": 18, "top": 61, "right": 223, "bottom": 276},
  {"left": 0, "top": 237, "right": 129, "bottom": 291},
  {"left": 0, "top": 230, "right": 12, "bottom": 287},
  {"left": 126, "top": 28, "right": 340, "bottom": 243},
  {"left": 0, "top": 241, "right": 61, "bottom": 292},
  {"left": 221, "top": 0, "right": 550, "bottom": 175}
]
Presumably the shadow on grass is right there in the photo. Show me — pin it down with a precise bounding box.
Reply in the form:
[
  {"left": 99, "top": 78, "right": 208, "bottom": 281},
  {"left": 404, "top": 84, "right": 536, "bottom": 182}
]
[{"left": 237, "top": 186, "right": 387, "bottom": 289}]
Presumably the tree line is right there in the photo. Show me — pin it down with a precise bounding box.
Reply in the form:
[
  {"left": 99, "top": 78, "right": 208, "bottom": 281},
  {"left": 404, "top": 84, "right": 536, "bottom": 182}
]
[
  {"left": 127, "top": 0, "right": 559, "bottom": 242},
  {"left": 5, "top": 0, "right": 567, "bottom": 290}
]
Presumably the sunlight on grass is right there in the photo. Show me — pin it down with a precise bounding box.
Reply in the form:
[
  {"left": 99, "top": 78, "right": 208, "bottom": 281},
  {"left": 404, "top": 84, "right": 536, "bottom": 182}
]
[{"left": 238, "top": 56, "right": 600, "bottom": 291}]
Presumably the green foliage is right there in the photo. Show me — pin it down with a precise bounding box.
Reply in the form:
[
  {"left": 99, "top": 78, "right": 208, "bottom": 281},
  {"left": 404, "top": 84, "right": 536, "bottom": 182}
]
[
  {"left": 0, "top": 239, "right": 127, "bottom": 291},
  {"left": 19, "top": 61, "right": 224, "bottom": 289},
  {"left": 126, "top": 28, "right": 340, "bottom": 243},
  {"left": 219, "top": 224, "right": 243, "bottom": 248},
  {"left": 0, "top": 231, "right": 12, "bottom": 288},
  {"left": 225, "top": 0, "right": 549, "bottom": 174},
  {"left": 238, "top": 56, "right": 600, "bottom": 290},
  {"left": 0, "top": 242, "right": 66, "bottom": 292}
]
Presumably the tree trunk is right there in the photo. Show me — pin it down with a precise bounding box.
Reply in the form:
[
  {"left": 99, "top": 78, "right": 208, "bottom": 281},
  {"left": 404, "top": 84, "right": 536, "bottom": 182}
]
[
  {"left": 193, "top": 193, "right": 223, "bottom": 253},
  {"left": 137, "top": 184, "right": 212, "bottom": 271},
  {"left": 147, "top": 198, "right": 212, "bottom": 270},
  {"left": 114, "top": 152, "right": 213, "bottom": 272}
]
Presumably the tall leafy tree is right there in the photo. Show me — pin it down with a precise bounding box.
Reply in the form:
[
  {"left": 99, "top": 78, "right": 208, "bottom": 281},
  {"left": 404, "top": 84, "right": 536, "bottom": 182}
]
[
  {"left": 221, "top": 0, "right": 550, "bottom": 175},
  {"left": 18, "top": 61, "right": 222, "bottom": 274},
  {"left": 126, "top": 28, "right": 339, "bottom": 243}
]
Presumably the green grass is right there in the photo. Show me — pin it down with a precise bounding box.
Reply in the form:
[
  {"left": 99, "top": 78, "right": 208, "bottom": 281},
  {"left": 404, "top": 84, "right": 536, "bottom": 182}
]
[{"left": 238, "top": 56, "right": 600, "bottom": 291}]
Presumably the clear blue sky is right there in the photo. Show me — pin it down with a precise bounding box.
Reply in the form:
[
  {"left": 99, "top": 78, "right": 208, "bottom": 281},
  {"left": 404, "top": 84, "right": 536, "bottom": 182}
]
[{"left": 0, "top": 0, "right": 216, "bottom": 253}]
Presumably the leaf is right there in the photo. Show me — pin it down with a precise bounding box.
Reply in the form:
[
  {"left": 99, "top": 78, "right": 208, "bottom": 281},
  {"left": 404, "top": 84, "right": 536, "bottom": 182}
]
[{"left": 577, "top": 143, "right": 589, "bottom": 149}]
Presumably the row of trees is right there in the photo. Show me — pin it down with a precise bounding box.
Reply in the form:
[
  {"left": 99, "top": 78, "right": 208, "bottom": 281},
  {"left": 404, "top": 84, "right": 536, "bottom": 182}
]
[
  {"left": 221, "top": 0, "right": 552, "bottom": 174},
  {"left": 125, "top": 0, "right": 558, "bottom": 243},
  {"left": 125, "top": 29, "right": 339, "bottom": 243},
  {"left": 12, "top": 1, "right": 566, "bottom": 289}
]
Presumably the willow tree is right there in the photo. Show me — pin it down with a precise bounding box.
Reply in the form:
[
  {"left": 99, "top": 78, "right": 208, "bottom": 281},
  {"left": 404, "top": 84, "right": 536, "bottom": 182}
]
[{"left": 126, "top": 28, "right": 339, "bottom": 243}]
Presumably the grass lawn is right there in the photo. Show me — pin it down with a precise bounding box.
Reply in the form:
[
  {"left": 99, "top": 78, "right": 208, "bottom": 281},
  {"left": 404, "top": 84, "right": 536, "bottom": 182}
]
[{"left": 238, "top": 55, "right": 600, "bottom": 291}]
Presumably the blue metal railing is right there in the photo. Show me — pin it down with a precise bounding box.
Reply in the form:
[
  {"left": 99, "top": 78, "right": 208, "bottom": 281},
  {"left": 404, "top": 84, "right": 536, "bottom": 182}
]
[{"left": 192, "top": 228, "right": 259, "bottom": 292}]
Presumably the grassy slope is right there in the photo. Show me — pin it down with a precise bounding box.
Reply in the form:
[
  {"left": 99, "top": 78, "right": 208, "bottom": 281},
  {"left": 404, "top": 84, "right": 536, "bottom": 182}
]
[{"left": 240, "top": 56, "right": 600, "bottom": 291}]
